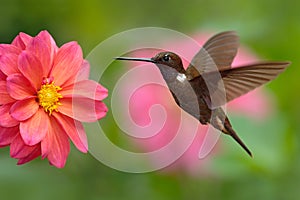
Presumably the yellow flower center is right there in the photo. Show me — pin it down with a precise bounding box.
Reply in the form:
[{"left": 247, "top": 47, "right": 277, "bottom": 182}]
[{"left": 37, "top": 82, "right": 63, "bottom": 115}]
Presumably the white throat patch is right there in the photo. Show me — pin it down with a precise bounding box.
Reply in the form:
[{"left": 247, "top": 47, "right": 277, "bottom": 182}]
[{"left": 176, "top": 73, "right": 187, "bottom": 83}]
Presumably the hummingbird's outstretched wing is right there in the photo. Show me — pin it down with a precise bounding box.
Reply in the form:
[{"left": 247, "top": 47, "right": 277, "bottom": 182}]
[
  {"left": 186, "top": 31, "right": 239, "bottom": 80},
  {"left": 220, "top": 62, "right": 290, "bottom": 103},
  {"left": 204, "top": 62, "right": 290, "bottom": 108}
]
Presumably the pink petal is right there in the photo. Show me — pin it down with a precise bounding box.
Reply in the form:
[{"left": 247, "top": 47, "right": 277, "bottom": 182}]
[
  {"left": 61, "top": 80, "right": 108, "bottom": 100},
  {"left": 10, "top": 98, "right": 39, "bottom": 121},
  {"left": 46, "top": 117, "right": 70, "bottom": 168},
  {"left": 0, "top": 80, "right": 15, "bottom": 104},
  {"left": 0, "top": 70, "right": 6, "bottom": 81},
  {"left": 36, "top": 31, "right": 58, "bottom": 51},
  {"left": 18, "top": 51, "right": 44, "bottom": 90},
  {"left": 26, "top": 31, "right": 57, "bottom": 76},
  {"left": 7, "top": 73, "right": 36, "bottom": 100},
  {"left": 0, "top": 103, "right": 19, "bottom": 127},
  {"left": 0, "top": 53, "right": 20, "bottom": 76},
  {"left": 50, "top": 42, "right": 83, "bottom": 87},
  {"left": 20, "top": 108, "right": 49, "bottom": 146},
  {"left": 37, "top": 31, "right": 58, "bottom": 71},
  {"left": 58, "top": 97, "right": 108, "bottom": 122},
  {"left": 17, "top": 146, "right": 41, "bottom": 165},
  {"left": 75, "top": 60, "right": 90, "bottom": 81},
  {"left": 0, "top": 125, "right": 19, "bottom": 147},
  {"left": 17, "top": 145, "right": 41, "bottom": 165},
  {"left": 41, "top": 129, "right": 51, "bottom": 159},
  {"left": 53, "top": 113, "right": 88, "bottom": 153},
  {"left": 0, "top": 44, "right": 21, "bottom": 55},
  {"left": 35, "top": 30, "right": 58, "bottom": 53},
  {"left": 12, "top": 32, "right": 33, "bottom": 50},
  {"left": 10, "top": 133, "right": 40, "bottom": 159}
]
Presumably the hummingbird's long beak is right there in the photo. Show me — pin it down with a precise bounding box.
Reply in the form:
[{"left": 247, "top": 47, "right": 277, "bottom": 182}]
[{"left": 114, "top": 57, "right": 155, "bottom": 63}]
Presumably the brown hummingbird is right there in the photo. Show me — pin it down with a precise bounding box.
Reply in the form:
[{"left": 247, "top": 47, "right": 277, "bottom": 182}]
[{"left": 115, "top": 31, "right": 290, "bottom": 157}]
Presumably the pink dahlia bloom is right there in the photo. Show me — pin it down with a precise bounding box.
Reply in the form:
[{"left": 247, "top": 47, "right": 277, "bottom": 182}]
[
  {"left": 122, "top": 32, "right": 273, "bottom": 174},
  {"left": 0, "top": 31, "right": 108, "bottom": 168}
]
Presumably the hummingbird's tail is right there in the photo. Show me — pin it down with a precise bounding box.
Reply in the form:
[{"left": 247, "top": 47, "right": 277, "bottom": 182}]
[
  {"left": 209, "top": 108, "right": 252, "bottom": 157},
  {"left": 222, "top": 119, "right": 253, "bottom": 157}
]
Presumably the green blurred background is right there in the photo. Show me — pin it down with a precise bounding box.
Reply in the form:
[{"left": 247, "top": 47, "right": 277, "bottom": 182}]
[{"left": 0, "top": 0, "right": 300, "bottom": 199}]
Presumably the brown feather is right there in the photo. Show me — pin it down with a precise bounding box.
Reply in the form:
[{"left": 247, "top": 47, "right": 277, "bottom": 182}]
[
  {"left": 221, "top": 62, "right": 290, "bottom": 102},
  {"left": 201, "top": 61, "right": 290, "bottom": 108},
  {"left": 186, "top": 31, "right": 239, "bottom": 79}
]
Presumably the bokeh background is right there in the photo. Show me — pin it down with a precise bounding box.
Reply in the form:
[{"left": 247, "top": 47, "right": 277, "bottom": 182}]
[{"left": 0, "top": 0, "right": 300, "bottom": 199}]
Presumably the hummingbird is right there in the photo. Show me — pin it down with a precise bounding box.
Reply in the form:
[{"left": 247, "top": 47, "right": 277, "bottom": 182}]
[{"left": 115, "top": 31, "right": 290, "bottom": 157}]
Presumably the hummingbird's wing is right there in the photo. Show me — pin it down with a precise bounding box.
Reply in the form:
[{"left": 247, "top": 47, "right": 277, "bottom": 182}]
[
  {"left": 221, "top": 62, "right": 290, "bottom": 102},
  {"left": 204, "top": 62, "right": 290, "bottom": 108},
  {"left": 186, "top": 31, "right": 239, "bottom": 80}
]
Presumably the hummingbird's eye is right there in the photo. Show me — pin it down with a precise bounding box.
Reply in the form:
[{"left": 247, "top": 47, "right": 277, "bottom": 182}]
[{"left": 162, "top": 54, "right": 170, "bottom": 62}]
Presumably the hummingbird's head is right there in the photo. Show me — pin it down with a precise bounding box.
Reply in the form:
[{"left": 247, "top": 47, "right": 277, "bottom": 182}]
[{"left": 151, "top": 52, "right": 184, "bottom": 73}]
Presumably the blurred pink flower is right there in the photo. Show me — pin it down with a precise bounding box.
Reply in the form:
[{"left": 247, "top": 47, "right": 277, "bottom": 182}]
[
  {"left": 121, "top": 31, "right": 273, "bottom": 174},
  {"left": 0, "top": 31, "right": 108, "bottom": 168}
]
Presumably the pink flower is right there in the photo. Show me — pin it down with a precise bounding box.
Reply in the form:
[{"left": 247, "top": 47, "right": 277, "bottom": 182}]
[
  {"left": 121, "top": 32, "right": 273, "bottom": 174},
  {"left": 0, "top": 31, "right": 108, "bottom": 168}
]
